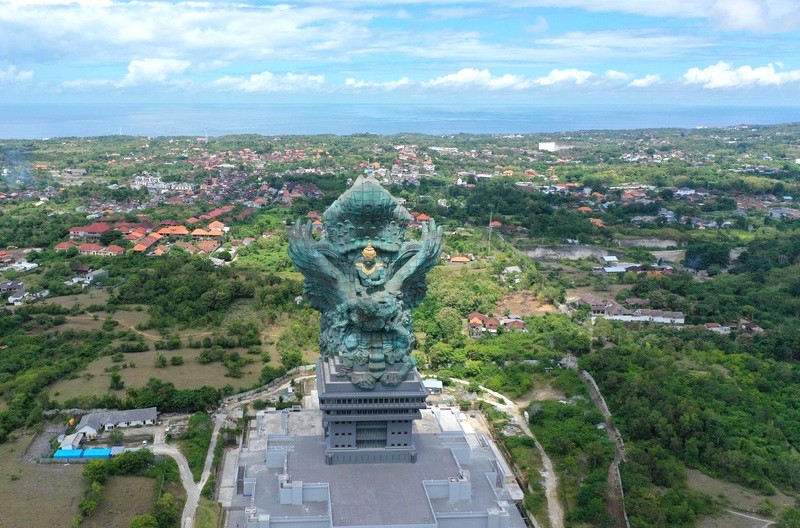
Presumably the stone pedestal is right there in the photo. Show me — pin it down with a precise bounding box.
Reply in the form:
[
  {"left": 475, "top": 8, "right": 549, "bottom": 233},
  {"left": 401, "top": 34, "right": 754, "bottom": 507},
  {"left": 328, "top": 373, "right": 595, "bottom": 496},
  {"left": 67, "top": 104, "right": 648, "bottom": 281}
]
[{"left": 317, "top": 357, "right": 428, "bottom": 465}]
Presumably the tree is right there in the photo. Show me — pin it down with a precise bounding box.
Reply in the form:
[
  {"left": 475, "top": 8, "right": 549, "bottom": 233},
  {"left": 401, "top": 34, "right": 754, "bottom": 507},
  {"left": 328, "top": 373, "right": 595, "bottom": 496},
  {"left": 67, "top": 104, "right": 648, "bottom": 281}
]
[
  {"left": 684, "top": 242, "right": 731, "bottom": 270},
  {"left": 109, "top": 371, "right": 124, "bottom": 390},
  {"left": 108, "top": 429, "right": 124, "bottom": 446},
  {"left": 279, "top": 349, "right": 303, "bottom": 370},
  {"left": 130, "top": 515, "right": 158, "bottom": 528},
  {"left": 154, "top": 353, "right": 167, "bottom": 368},
  {"left": 776, "top": 508, "right": 800, "bottom": 528},
  {"left": 154, "top": 492, "right": 180, "bottom": 528},
  {"left": 99, "top": 229, "right": 123, "bottom": 247},
  {"left": 170, "top": 355, "right": 184, "bottom": 366},
  {"left": 82, "top": 460, "right": 109, "bottom": 484}
]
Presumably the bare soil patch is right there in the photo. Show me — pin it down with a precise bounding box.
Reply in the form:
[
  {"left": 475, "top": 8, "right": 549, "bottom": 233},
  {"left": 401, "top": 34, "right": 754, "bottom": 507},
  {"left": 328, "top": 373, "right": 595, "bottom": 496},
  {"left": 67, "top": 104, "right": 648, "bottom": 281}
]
[
  {"left": 48, "top": 346, "right": 263, "bottom": 403},
  {"left": 521, "top": 383, "right": 566, "bottom": 406},
  {"left": 44, "top": 289, "right": 110, "bottom": 309},
  {"left": 566, "top": 285, "right": 629, "bottom": 300},
  {"left": 83, "top": 476, "right": 156, "bottom": 528},
  {"left": 687, "top": 467, "right": 794, "bottom": 512},
  {"left": 496, "top": 290, "right": 556, "bottom": 317},
  {"left": 0, "top": 431, "right": 84, "bottom": 528},
  {"left": 695, "top": 511, "right": 773, "bottom": 528}
]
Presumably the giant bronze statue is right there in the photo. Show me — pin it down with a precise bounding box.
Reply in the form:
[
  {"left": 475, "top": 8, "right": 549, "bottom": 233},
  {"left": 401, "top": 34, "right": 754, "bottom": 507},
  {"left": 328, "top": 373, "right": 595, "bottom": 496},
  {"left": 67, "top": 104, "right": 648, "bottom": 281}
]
[{"left": 288, "top": 175, "right": 442, "bottom": 390}]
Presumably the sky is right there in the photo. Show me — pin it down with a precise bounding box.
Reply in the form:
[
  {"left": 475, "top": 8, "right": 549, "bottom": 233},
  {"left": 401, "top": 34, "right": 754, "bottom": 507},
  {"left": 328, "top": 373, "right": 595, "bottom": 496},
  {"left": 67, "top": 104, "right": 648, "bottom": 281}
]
[{"left": 1, "top": 0, "right": 800, "bottom": 106}]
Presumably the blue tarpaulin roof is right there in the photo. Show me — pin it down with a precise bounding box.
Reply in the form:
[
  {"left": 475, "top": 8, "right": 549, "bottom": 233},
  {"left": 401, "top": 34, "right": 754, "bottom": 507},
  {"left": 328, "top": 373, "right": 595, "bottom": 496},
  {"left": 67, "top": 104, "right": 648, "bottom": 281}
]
[
  {"left": 82, "top": 448, "right": 112, "bottom": 459},
  {"left": 53, "top": 449, "right": 83, "bottom": 459}
]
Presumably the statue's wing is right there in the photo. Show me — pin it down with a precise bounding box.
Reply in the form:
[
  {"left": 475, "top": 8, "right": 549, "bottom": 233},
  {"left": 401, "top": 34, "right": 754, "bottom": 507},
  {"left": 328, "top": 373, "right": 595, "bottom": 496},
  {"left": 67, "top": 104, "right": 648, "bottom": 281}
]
[
  {"left": 389, "top": 218, "right": 443, "bottom": 309},
  {"left": 287, "top": 219, "right": 346, "bottom": 310}
]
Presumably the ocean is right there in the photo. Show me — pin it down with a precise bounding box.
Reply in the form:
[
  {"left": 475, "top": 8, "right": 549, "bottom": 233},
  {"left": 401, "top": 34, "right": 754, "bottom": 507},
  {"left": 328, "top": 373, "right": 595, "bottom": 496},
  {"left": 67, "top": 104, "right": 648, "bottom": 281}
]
[{"left": 1, "top": 103, "right": 798, "bottom": 139}]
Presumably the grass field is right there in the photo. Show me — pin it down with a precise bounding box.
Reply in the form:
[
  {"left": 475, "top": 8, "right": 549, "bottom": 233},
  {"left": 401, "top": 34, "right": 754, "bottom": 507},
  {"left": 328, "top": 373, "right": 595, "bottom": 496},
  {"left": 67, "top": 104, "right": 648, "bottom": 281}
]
[
  {"left": 686, "top": 468, "right": 795, "bottom": 513},
  {"left": 44, "top": 289, "right": 111, "bottom": 309},
  {"left": 48, "top": 345, "right": 264, "bottom": 403},
  {"left": 195, "top": 497, "right": 222, "bottom": 528},
  {"left": 82, "top": 476, "right": 156, "bottom": 528},
  {"left": 0, "top": 431, "right": 84, "bottom": 528},
  {"left": 39, "top": 290, "right": 312, "bottom": 403},
  {"left": 566, "top": 284, "right": 630, "bottom": 300}
]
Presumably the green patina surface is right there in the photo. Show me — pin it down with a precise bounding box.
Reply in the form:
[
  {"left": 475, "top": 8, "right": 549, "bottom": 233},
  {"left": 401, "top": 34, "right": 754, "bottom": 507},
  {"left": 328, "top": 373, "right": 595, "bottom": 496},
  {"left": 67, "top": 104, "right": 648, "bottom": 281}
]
[{"left": 288, "top": 175, "right": 442, "bottom": 389}]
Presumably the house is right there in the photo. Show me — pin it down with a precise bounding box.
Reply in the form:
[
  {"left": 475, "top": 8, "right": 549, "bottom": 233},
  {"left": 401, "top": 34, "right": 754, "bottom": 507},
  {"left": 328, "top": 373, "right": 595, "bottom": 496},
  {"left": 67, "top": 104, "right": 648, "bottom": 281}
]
[
  {"left": 705, "top": 323, "right": 731, "bottom": 334},
  {"left": 69, "top": 222, "right": 111, "bottom": 240},
  {"left": 78, "top": 243, "right": 104, "bottom": 255},
  {"left": 0, "top": 279, "right": 23, "bottom": 293},
  {"left": 449, "top": 255, "right": 471, "bottom": 264},
  {"left": 59, "top": 432, "right": 84, "bottom": 450},
  {"left": 484, "top": 317, "right": 500, "bottom": 333},
  {"left": 573, "top": 293, "right": 684, "bottom": 325},
  {"left": 174, "top": 241, "right": 199, "bottom": 254},
  {"left": 7, "top": 289, "right": 25, "bottom": 305},
  {"left": 423, "top": 379, "right": 443, "bottom": 394},
  {"left": 501, "top": 318, "right": 527, "bottom": 331},
  {"left": 75, "top": 407, "right": 158, "bottom": 439},
  {"left": 86, "top": 269, "right": 109, "bottom": 285},
  {"left": 197, "top": 240, "right": 219, "bottom": 254},
  {"left": 738, "top": 319, "right": 765, "bottom": 334},
  {"left": 468, "top": 312, "right": 487, "bottom": 338},
  {"left": 101, "top": 245, "right": 125, "bottom": 256},
  {"left": 55, "top": 241, "right": 77, "bottom": 252}
]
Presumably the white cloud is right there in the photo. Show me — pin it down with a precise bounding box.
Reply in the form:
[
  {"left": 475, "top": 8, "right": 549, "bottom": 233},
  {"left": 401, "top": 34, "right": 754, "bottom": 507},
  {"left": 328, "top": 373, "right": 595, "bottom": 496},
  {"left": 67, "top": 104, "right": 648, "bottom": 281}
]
[
  {"left": 628, "top": 74, "right": 661, "bottom": 87},
  {"left": 196, "top": 60, "right": 230, "bottom": 72},
  {"left": 604, "top": 69, "right": 631, "bottom": 80},
  {"left": 422, "top": 68, "right": 532, "bottom": 90},
  {"left": 428, "top": 7, "right": 485, "bottom": 19},
  {"left": 346, "top": 77, "right": 413, "bottom": 90},
  {"left": 0, "top": 2, "right": 373, "bottom": 64},
  {"left": 506, "top": 0, "right": 800, "bottom": 31},
  {"left": 212, "top": 71, "right": 325, "bottom": 92},
  {"left": 683, "top": 61, "right": 800, "bottom": 88},
  {"left": 524, "top": 15, "right": 549, "bottom": 33},
  {"left": 61, "top": 78, "right": 111, "bottom": 89},
  {"left": 117, "top": 58, "right": 190, "bottom": 87},
  {"left": 363, "top": 67, "right": 597, "bottom": 91},
  {"left": 536, "top": 30, "right": 710, "bottom": 58},
  {"left": 708, "top": 0, "right": 800, "bottom": 31},
  {"left": 533, "top": 68, "right": 594, "bottom": 85},
  {"left": 0, "top": 65, "right": 34, "bottom": 83}
]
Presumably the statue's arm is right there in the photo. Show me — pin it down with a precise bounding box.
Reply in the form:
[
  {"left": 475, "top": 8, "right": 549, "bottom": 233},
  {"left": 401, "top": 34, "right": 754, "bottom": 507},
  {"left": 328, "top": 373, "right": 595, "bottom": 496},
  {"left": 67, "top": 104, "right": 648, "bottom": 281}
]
[
  {"left": 386, "top": 218, "right": 442, "bottom": 290},
  {"left": 287, "top": 219, "right": 344, "bottom": 282}
]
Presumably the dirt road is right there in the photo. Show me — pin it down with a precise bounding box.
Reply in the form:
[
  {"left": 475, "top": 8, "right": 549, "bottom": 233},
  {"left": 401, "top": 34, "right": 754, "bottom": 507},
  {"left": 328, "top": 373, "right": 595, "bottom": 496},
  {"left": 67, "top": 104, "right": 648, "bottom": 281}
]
[{"left": 450, "top": 379, "right": 565, "bottom": 528}]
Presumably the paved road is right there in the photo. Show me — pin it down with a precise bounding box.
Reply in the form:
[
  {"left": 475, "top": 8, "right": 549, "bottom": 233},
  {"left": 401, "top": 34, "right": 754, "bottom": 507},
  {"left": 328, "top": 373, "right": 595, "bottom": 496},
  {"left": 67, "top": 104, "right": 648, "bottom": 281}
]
[
  {"left": 156, "top": 372, "right": 315, "bottom": 527},
  {"left": 151, "top": 443, "right": 199, "bottom": 528},
  {"left": 449, "top": 379, "right": 565, "bottom": 528}
]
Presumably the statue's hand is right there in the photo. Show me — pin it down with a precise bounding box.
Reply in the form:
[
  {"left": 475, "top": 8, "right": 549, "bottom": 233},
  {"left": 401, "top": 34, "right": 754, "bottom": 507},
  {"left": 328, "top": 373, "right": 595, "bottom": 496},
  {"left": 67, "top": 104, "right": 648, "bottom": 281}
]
[
  {"left": 419, "top": 217, "right": 442, "bottom": 262},
  {"left": 287, "top": 218, "right": 317, "bottom": 256}
]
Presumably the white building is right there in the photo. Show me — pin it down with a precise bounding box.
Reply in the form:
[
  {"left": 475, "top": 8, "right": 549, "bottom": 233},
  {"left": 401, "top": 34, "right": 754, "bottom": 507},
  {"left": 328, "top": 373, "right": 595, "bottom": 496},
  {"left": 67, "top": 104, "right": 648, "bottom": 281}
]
[{"left": 76, "top": 407, "right": 158, "bottom": 439}]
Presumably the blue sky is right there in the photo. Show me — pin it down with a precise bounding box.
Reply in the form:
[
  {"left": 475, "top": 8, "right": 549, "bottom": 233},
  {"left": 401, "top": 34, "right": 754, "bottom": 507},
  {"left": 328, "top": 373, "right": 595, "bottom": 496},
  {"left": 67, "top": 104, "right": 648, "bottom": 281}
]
[{"left": 1, "top": 0, "right": 800, "bottom": 106}]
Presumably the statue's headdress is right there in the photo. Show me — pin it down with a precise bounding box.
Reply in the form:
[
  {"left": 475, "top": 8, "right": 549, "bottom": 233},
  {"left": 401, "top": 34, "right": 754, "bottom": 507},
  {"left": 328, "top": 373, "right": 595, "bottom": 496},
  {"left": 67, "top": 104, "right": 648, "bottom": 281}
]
[{"left": 323, "top": 175, "right": 411, "bottom": 253}]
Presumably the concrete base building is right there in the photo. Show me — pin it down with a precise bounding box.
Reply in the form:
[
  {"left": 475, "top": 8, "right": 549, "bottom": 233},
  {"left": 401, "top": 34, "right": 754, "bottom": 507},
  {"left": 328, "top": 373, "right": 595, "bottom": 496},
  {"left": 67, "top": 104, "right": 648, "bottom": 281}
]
[
  {"left": 318, "top": 357, "right": 428, "bottom": 465},
  {"left": 225, "top": 396, "right": 525, "bottom": 528}
]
